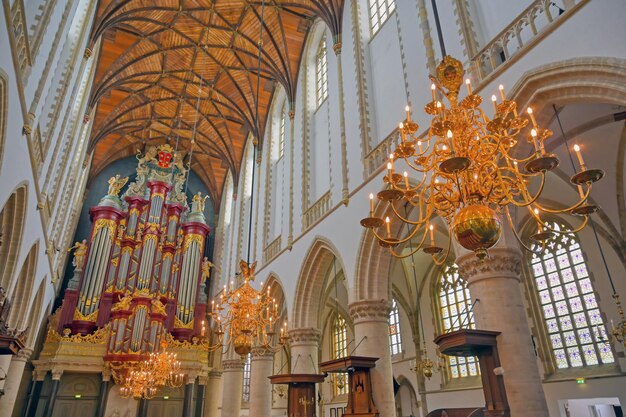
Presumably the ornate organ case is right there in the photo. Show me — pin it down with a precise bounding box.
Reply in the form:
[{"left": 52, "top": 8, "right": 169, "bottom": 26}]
[{"left": 57, "top": 144, "right": 211, "bottom": 366}]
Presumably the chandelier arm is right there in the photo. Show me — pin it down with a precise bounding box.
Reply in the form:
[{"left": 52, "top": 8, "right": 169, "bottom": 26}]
[
  {"left": 430, "top": 232, "right": 452, "bottom": 266},
  {"left": 508, "top": 172, "right": 547, "bottom": 208},
  {"left": 532, "top": 186, "right": 592, "bottom": 214},
  {"left": 386, "top": 226, "right": 430, "bottom": 259},
  {"left": 389, "top": 201, "right": 430, "bottom": 226},
  {"left": 370, "top": 218, "right": 423, "bottom": 246},
  {"left": 504, "top": 207, "right": 545, "bottom": 253}
]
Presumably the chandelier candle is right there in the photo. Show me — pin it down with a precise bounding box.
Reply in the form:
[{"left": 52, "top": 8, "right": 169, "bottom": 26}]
[{"left": 361, "top": 55, "right": 605, "bottom": 261}]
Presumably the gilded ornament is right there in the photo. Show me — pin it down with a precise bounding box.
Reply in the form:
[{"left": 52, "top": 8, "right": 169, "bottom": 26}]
[
  {"left": 68, "top": 239, "right": 88, "bottom": 270},
  {"left": 74, "top": 308, "right": 99, "bottom": 322},
  {"left": 94, "top": 218, "right": 117, "bottom": 241},
  {"left": 183, "top": 234, "right": 204, "bottom": 252},
  {"left": 107, "top": 175, "right": 129, "bottom": 196}
]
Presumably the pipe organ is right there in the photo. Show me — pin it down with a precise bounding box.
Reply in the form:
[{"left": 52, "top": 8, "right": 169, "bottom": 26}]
[{"left": 56, "top": 144, "right": 211, "bottom": 368}]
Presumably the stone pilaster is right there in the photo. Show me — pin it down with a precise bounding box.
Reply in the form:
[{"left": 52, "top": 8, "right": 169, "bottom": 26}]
[
  {"left": 221, "top": 359, "right": 245, "bottom": 417},
  {"left": 204, "top": 370, "right": 223, "bottom": 417},
  {"left": 348, "top": 299, "right": 394, "bottom": 417},
  {"left": 457, "top": 247, "right": 549, "bottom": 417},
  {"left": 249, "top": 348, "right": 274, "bottom": 417},
  {"left": 0, "top": 348, "right": 32, "bottom": 417},
  {"left": 288, "top": 328, "right": 321, "bottom": 374}
]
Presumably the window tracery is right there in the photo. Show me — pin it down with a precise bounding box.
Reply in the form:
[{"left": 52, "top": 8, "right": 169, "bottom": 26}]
[
  {"left": 242, "top": 352, "right": 251, "bottom": 402},
  {"left": 368, "top": 0, "right": 396, "bottom": 35},
  {"left": 389, "top": 298, "right": 402, "bottom": 355},
  {"left": 437, "top": 264, "right": 479, "bottom": 379},
  {"left": 530, "top": 222, "right": 614, "bottom": 369},
  {"left": 332, "top": 315, "right": 348, "bottom": 396},
  {"left": 316, "top": 37, "right": 328, "bottom": 107}
]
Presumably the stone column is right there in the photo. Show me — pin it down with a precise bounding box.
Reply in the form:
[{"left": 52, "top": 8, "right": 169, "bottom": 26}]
[
  {"left": 456, "top": 238, "right": 549, "bottom": 417},
  {"left": 94, "top": 371, "right": 110, "bottom": 417},
  {"left": 0, "top": 348, "right": 32, "bottom": 417},
  {"left": 332, "top": 41, "right": 350, "bottom": 205},
  {"left": 0, "top": 355, "right": 12, "bottom": 392},
  {"left": 249, "top": 348, "right": 274, "bottom": 417},
  {"left": 42, "top": 370, "right": 63, "bottom": 417},
  {"left": 182, "top": 376, "right": 196, "bottom": 417},
  {"left": 349, "top": 300, "right": 394, "bottom": 417},
  {"left": 288, "top": 328, "right": 320, "bottom": 374},
  {"left": 25, "top": 370, "right": 46, "bottom": 417},
  {"left": 203, "top": 370, "right": 223, "bottom": 417},
  {"left": 195, "top": 376, "right": 206, "bottom": 417},
  {"left": 220, "top": 359, "right": 244, "bottom": 417}
]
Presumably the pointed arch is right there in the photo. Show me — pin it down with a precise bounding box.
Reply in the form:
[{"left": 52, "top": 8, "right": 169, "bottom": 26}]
[
  {"left": 0, "top": 184, "right": 28, "bottom": 293},
  {"left": 509, "top": 57, "right": 626, "bottom": 120},
  {"left": 7, "top": 241, "right": 39, "bottom": 332},
  {"left": 24, "top": 278, "right": 48, "bottom": 347},
  {"left": 0, "top": 68, "right": 7, "bottom": 170},
  {"left": 292, "top": 237, "right": 346, "bottom": 329}
]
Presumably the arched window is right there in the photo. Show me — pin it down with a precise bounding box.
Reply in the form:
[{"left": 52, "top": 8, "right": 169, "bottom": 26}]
[
  {"left": 242, "top": 353, "right": 251, "bottom": 402},
  {"left": 332, "top": 315, "right": 348, "bottom": 396},
  {"left": 368, "top": 0, "right": 396, "bottom": 35},
  {"left": 438, "top": 264, "right": 479, "bottom": 379},
  {"left": 530, "top": 222, "right": 614, "bottom": 369},
  {"left": 278, "top": 102, "right": 286, "bottom": 160},
  {"left": 388, "top": 299, "right": 402, "bottom": 355},
  {"left": 315, "top": 37, "right": 328, "bottom": 107}
]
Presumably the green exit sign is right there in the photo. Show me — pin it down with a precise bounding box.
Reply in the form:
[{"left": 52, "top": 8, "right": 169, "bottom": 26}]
[{"left": 576, "top": 378, "right": 585, "bottom": 384}]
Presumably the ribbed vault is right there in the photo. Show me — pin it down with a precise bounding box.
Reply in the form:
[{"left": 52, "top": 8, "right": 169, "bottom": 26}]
[{"left": 87, "top": 0, "right": 344, "bottom": 204}]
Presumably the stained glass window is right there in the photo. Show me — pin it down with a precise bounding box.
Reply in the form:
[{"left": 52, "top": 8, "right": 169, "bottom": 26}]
[
  {"left": 438, "top": 264, "right": 479, "bottom": 379},
  {"left": 278, "top": 102, "right": 286, "bottom": 159},
  {"left": 332, "top": 316, "right": 348, "bottom": 396},
  {"left": 389, "top": 299, "right": 402, "bottom": 355},
  {"left": 315, "top": 37, "right": 328, "bottom": 107},
  {"left": 242, "top": 353, "right": 251, "bottom": 401},
  {"left": 530, "top": 222, "right": 614, "bottom": 369},
  {"left": 369, "top": 0, "right": 396, "bottom": 35}
]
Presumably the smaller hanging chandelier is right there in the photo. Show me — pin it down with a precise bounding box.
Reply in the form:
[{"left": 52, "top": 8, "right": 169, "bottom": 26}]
[
  {"left": 410, "top": 345, "right": 444, "bottom": 380},
  {"left": 361, "top": 56, "right": 604, "bottom": 263},
  {"left": 204, "top": 260, "right": 288, "bottom": 356},
  {"left": 117, "top": 341, "right": 185, "bottom": 399}
]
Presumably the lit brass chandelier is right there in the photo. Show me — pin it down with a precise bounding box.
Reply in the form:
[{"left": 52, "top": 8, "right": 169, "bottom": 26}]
[
  {"left": 361, "top": 56, "right": 604, "bottom": 262},
  {"left": 203, "top": 260, "right": 288, "bottom": 356},
  {"left": 118, "top": 341, "right": 185, "bottom": 399}
]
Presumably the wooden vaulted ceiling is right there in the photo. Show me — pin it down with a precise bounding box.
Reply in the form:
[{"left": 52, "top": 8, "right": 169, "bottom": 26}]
[{"left": 87, "top": 0, "right": 344, "bottom": 205}]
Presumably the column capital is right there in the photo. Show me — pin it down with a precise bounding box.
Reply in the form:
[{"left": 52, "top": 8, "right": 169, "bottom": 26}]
[
  {"left": 197, "top": 375, "right": 208, "bottom": 385},
  {"left": 51, "top": 369, "right": 63, "bottom": 380},
  {"left": 251, "top": 347, "right": 275, "bottom": 359},
  {"left": 32, "top": 369, "right": 47, "bottom": 381},
  {"left": 102, "top": 368, "right": 112, "bottom": 382},
  {"left": 208, "top": 369, "right": 223, "bottom": 379},
  {"left": 186, "top": 375, "right": 197, "bottom": 385},
  {"left": 349, "top": 299, "right": 391, "bottom": 323},
  {"left": 287, "top": 328, "right": 320, "bottom": 345},
  {"left": 16, "top": 348, "right": 33, "bottom": 362},
  {"left": 456, "top": 248, "right": 522, "bottom": 284},
  {"left": 222, "top": 359, "right": 245, "bottom": 371}
]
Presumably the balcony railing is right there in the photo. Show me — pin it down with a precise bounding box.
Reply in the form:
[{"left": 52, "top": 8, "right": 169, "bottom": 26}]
[
  {"left": 302, "top": 190, "right": 331, "bottom": 230},
  {"left": 364, "top": 128, "right": 399, "bottom": 177},
  {"left": 470, "top": 0, "right": 588, "bottom": 85},
  {"left": 263, "top": 235, "right": 282, "bottom": 264}
]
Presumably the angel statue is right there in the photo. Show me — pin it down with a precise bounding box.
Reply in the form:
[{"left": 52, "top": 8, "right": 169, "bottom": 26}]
[
  {"left": 239, "top": 260, "right": 257, "bottom": 281},
  {"left": 192, "top": 192, "right": 209, "bottom": 213},
  {"left": 107, "top": 175, "right": 129, "bottom": 196},
  {"left": 201, "top": 257, "right": 214, "bottom": 281},
  {"left": 68, "top": 240, "right": 88, "bottom": 270}
]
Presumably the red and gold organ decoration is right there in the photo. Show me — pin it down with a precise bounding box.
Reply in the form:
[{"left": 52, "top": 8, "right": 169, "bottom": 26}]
[{"left": 56, "top": 144, "right": 212, "bottom": 382}]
